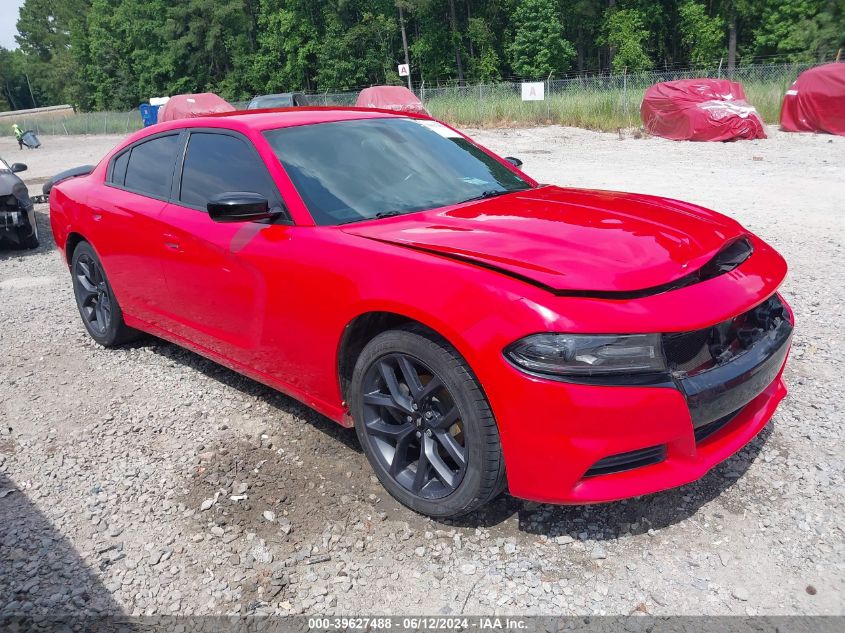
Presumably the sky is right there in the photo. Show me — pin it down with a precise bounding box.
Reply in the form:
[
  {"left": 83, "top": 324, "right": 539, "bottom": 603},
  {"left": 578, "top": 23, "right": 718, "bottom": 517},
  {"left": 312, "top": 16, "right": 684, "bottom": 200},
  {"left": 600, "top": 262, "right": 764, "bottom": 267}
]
[{"left": 0, "top": 0, "right": 26, "bottom": 50}]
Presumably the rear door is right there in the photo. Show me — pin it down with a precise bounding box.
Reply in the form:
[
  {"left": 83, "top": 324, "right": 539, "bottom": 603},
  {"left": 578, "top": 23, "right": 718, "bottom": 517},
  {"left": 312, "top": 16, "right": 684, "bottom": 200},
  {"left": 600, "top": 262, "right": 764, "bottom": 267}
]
[
  {"left": 156, "top": 129, "right": 290, "bottom": 357},
  {"left": 92, "top": 131, "right": 182, "bottom": 326}
]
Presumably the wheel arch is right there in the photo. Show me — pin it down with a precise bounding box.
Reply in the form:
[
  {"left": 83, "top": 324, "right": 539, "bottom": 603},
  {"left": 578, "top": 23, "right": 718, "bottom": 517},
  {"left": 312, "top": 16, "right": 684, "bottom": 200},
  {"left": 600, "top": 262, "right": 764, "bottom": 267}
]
[
  {"left": 64, "top": 231, "right": 88, "bottom": 266},
  {"left": 336, "top": 309, "right": 477, "bottom": 404}
]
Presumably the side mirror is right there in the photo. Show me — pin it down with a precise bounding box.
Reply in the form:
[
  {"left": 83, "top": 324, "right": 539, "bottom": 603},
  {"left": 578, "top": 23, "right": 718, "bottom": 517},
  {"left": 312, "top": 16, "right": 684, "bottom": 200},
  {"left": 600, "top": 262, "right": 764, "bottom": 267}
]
[
  {"left": 504, "top": 156, "right": 523, "bottom": 168},
  {"left": 208, "top": 192, "right": 277, "bottom": 223},
  {"left": 10, "top": 163, "right": 27, "bottom": 173}
]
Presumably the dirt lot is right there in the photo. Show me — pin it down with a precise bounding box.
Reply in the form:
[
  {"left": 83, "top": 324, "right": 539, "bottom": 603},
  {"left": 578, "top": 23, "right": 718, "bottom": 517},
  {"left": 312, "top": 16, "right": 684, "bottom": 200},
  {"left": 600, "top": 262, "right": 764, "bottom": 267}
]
[{"left": 1, "top": 127, "right": 843, "bottom": 619}]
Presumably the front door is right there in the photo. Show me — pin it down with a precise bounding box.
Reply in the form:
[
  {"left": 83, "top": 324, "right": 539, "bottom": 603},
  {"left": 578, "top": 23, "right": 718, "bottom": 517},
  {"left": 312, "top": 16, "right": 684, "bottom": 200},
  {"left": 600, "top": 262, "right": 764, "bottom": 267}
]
[{"left": 156, "top": 130, "right": 290, "bottom": 362}]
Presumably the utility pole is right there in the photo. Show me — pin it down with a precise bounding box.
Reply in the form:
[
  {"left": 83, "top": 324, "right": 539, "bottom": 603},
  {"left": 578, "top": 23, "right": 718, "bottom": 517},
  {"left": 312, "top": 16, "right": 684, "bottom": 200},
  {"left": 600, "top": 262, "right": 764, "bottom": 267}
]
[
  {"left": 399, "top": 5, "right": 412, "bottom": 91},
  {"left": 25, "top": 73, "right": 37, "bottom": 108}
]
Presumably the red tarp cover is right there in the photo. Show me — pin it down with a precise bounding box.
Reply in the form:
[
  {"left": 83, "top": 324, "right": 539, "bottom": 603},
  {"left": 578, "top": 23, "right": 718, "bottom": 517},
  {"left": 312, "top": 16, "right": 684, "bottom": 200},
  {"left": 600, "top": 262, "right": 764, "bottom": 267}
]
[
  {"left": 157, "top": 93, "right": 235, "bottom": 122},
  {"left": 780, "top": 63, "right": 845, "bottom": 136},
  {"left": 355, "top": 86, "right": 428, "bottom": 115},
  {"left": 641, "top": 79, "right": 766, "bottom": 141}
]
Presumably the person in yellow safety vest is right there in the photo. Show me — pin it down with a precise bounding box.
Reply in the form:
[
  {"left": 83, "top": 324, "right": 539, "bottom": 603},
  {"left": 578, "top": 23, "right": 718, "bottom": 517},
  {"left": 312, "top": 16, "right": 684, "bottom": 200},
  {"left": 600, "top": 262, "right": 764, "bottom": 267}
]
[{"left": 12, "top": 123, "right": 24, "bottom": 150}]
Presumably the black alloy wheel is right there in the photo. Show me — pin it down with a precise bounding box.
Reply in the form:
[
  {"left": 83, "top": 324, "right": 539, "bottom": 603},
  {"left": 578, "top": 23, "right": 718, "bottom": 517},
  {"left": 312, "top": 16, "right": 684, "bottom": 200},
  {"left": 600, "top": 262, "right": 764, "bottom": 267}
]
[
  {"left": 70, "top": 241, "right": 139, "bottom": 347},
  {"left": 361, "top": 353, "right": 467, "bottom": 499},
  {"left": 74, "top": 252, "right": 112, "bottom": 336},
  {"left": 351, "top": 326, "right": 506, "bottom": 518}
]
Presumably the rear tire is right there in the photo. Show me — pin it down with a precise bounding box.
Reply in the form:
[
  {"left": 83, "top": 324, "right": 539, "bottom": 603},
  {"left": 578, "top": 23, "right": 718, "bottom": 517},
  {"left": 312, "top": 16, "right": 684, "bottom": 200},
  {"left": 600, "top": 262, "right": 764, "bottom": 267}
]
[
  {"left": 70, "top": 241, "right": 140, "bottom": 347},
  {"left": 350, "top": 325, "right": 506, "bottom": 518}
]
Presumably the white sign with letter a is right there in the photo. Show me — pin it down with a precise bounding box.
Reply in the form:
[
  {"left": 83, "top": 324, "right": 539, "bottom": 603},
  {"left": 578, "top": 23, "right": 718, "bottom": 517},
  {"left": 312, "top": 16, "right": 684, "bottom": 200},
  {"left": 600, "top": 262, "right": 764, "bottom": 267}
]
[
  {"left": 521, "top": 82, "right": 545, "bottom": 101},
  {"left": 398, "top": 64, "right": 410, "bottom": 77}
]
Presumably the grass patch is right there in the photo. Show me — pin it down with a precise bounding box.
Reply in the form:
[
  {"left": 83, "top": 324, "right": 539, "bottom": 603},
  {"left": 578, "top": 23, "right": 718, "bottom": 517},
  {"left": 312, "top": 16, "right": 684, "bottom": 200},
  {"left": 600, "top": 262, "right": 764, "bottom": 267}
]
[
  {"left": 426, "top": 88, "right": 645, "bottom": 130},
  {"left": 426, "top": 80, "right": 787, "bottom": 131}
]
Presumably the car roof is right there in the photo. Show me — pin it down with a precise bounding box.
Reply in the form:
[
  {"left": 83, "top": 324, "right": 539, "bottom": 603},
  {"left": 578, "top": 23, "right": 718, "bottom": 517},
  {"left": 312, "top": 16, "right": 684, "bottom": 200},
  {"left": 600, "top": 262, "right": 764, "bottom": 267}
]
[
  {"left": 114, "top": 107, "right": 433, "bottom": 157},
  {"left": 153, "top": 107, "right": 418, "bottom": 134}
]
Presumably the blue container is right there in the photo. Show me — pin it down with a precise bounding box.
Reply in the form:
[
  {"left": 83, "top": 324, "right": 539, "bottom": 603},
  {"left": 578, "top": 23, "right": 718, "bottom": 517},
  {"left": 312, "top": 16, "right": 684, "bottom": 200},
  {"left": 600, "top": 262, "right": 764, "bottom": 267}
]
[{"left": 139, "top": 103, "right": 161, "bottom": 127}]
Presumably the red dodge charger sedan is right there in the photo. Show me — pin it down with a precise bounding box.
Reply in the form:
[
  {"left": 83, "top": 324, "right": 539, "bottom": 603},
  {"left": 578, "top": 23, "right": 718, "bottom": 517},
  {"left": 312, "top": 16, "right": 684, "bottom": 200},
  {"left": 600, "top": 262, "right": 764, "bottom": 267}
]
[{"left": 49, "top": 108, "right": 792, "bottom": 518}]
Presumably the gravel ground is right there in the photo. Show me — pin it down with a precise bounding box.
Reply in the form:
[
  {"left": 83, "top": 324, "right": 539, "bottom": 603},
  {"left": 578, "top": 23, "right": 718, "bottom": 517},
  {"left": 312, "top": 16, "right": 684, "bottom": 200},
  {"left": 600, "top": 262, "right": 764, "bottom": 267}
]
[{"left": 1, "top": 127, "right": 843, "bottom": 619}]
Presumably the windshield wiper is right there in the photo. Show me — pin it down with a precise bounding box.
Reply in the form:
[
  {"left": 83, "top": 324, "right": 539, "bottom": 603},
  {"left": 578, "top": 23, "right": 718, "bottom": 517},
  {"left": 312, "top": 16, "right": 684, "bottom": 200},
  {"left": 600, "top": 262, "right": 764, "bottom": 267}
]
[
  {"left": 336, "top": 210, "right": 404, "bottom": 225},
  {"left": 459, "top": 188, "right": 525, "bottom": 204}
]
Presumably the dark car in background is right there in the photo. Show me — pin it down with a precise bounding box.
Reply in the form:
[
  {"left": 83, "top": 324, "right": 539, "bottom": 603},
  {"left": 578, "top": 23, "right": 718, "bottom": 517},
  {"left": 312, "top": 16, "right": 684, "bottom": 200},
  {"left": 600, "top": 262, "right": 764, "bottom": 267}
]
[
  {"left": 246, "top": 93, "right": 306, "bottom": 109},
  {"left": 0, "top": 157, "right": 38, "bottom": 249}
]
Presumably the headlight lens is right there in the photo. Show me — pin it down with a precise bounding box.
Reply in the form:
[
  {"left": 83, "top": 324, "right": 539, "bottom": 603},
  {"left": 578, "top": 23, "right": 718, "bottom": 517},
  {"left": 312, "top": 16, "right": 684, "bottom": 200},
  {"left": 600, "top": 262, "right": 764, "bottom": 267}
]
[{"left": 505, "top": 333, "right": 666, "bottom": 377}]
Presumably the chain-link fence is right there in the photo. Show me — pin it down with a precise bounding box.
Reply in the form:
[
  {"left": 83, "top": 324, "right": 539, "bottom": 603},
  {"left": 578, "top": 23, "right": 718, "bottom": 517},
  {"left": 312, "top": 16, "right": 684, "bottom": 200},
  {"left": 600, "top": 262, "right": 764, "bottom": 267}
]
[
  {"left": 0, "top": 109, "right": 144, "bottom": 137},
  {"left": 0, "top": 62, "right": 821, "bottom": 137},
  {"left": 417, "top": 62, "right": 814, "bottom": 128}
]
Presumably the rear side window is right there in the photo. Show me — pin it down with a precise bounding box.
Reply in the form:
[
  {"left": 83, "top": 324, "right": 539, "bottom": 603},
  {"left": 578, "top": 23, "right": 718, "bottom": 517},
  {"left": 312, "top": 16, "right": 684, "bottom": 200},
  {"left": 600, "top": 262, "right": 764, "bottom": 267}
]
[
  {"left": 110, "top": 151, "right": 129, "bottom": 186},
  {"left": 123, "top": 134, "right": 180, "bottom": 198},
  {"left": 179, "top": 132, "right": 277, "bottom": 209}
]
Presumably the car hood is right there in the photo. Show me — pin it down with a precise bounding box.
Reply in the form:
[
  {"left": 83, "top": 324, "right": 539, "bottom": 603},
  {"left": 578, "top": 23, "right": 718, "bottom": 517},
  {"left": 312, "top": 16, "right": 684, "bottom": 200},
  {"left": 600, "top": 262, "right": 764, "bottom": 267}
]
[{"left": 341, "top": 185, "right": 749, "bottom": 294}]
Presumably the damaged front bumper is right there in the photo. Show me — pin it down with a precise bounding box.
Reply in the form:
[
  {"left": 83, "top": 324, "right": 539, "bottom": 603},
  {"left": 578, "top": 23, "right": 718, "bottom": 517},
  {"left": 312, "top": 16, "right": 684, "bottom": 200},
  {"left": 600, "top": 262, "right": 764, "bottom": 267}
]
[
  {"left": 487, "top": 293, "right": 794, "bottom": 504},
  {"left": 0, "top": 193, "right": 37, "bottom": 247}
]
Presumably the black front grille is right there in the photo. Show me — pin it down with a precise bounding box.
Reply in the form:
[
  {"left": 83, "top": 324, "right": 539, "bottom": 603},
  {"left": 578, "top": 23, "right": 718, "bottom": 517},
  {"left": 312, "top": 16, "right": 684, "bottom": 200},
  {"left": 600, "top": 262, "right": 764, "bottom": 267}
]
[
  {"left": 584, "top": 445, "right": 666, "bottom": 478},
  {"left": 663, "top": 294, "right": 788, "bottom": 378},
  {"left": 694, "top": 409, "right": 742, "bottom": 443}
]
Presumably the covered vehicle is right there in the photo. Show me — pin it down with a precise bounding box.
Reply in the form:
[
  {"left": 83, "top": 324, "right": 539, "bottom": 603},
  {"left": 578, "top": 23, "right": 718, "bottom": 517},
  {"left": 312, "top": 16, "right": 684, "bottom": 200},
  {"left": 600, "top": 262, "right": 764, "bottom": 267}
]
[
  {"left": 356, "top": 85, "right": 428, "bottom": 115},
  {"left": 780, "top": 62, "right": 845, "bottom": 136},
  {"left": 247, "top": 93, "right": 306, "bottom": 109},
  {"left": 0, "top": 157, "right": 38, "bottom": 248},
  {"left": 641, "top": 79, "right": 766, "bottom": 141},
  {"left": 156, "top": 93, "right": 235, "bottom": 123}
]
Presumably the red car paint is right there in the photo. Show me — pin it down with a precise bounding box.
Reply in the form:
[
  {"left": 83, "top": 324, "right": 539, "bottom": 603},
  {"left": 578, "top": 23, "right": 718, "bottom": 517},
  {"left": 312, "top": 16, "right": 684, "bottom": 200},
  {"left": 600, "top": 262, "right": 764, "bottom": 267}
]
[{"left": 49, "top": 108, "right": 791, "bottom": 504}]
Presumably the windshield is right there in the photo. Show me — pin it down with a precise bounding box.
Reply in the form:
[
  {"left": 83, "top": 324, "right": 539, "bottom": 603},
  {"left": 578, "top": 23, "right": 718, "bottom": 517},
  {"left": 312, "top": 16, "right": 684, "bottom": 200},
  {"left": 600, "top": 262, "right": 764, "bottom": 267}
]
[
  {"left": 250, "top": 95, "right": 294, "bottom": 109},
  {"left": 263, "top": 118, "right": 531, "bottom": 225}
]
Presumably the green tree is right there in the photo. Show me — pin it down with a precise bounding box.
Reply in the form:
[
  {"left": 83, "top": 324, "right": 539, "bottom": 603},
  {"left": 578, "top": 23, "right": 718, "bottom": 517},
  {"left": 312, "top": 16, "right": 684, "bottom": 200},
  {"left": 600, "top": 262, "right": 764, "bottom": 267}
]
[
  {"left": 251, "top": 0, "right": 321, "bottom": 92},
  {"left": 601, "top": 7, "right": 652, "bottom": 72},
  {"left": 508, "top": 0, "right": 575, "bottom": 77},
  {"left": 561, "top": 0, "right": 605, "bottom": 71},
  {"left": 316, "top": 11, "right": 399, "bottom": 90},
  {"left": 679, "top": 1, "right": 726, "bottom": 65},
  {"left": 15, "top": 0, "right": 90, "bottom": 106},
  {"left": 159, "top": 0, "right": 255, "bottom": 99},
  {"left": 0, "top": 48, "right": 33, "bottom": 110},
  {"left": 466, "top": 17, "right": 501, "bottom": 81},
  {"left": 752, "top": 0, "right": 845, "bottom": 62},
  {"left": 407, "top": 1, "right": 459, "bottom": 82},
  {"left": 6, "top": 0, "right": 843, "bottom": 110},
  {"left": 82, "top": 0, "right": 136, "bottom": 109}
]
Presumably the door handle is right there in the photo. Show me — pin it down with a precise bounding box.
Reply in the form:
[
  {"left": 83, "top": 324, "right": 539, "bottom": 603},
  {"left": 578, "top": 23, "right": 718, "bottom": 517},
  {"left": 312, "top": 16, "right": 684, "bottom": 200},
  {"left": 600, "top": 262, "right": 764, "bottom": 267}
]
[{"left": 163, "top": 233, "right": 181, "bottom": 252}]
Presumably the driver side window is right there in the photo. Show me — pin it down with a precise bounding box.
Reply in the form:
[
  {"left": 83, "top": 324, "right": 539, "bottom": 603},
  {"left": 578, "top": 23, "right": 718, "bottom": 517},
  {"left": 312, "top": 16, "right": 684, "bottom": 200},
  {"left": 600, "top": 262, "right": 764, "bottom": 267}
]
[{"left": 179, "top": 132, "right": 279, "bottom": 210}]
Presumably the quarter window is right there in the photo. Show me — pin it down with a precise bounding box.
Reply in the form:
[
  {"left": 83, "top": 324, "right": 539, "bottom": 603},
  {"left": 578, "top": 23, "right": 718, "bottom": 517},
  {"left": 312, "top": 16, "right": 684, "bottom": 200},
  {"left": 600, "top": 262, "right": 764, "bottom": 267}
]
[
  {"left": 179, "top": 133, "right": 277, "bottom": 209},
  {"left": 123, "top": 134, "right": 180, "bottom": 198},
  {"left": 110, "top": 151, "right": 129, "bottom": 186}
]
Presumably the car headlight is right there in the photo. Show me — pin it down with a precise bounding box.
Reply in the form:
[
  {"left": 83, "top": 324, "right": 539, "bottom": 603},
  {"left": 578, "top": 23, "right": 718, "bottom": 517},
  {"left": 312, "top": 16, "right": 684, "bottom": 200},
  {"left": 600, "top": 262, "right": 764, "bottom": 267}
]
[{"left": 504, "top": 333, "right": 666, "bottom": 377}]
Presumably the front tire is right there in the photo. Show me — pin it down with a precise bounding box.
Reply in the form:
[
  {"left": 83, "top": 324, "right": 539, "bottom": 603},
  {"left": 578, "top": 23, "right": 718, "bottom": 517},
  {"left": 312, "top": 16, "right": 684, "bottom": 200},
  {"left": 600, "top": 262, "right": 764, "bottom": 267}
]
[
  {"left": 70, "top": 241, "right": 139, "bottom": 347},
  {"left": 350, "top": 326, "right": 505, "bottom": 518},
  {"left": 17, "top": 217, "right": 38, "bottom": 249}
]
